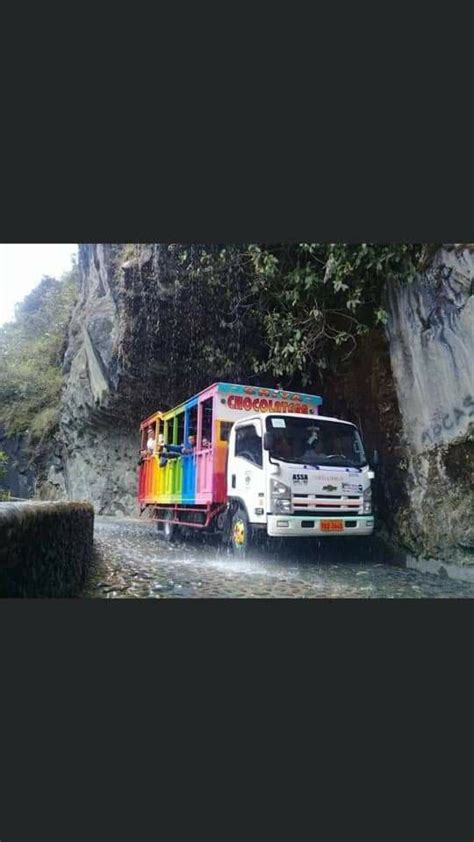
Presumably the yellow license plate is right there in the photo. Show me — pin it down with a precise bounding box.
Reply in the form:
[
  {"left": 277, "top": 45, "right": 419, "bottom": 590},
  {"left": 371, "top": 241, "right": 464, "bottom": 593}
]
[{"left": 320, "top": 519, "right": 344, "bottom": 532}]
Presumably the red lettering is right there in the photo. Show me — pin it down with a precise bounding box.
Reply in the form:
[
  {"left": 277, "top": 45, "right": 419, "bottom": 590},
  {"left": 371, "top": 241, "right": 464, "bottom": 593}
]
[{"left": 228, "top": 392, "right": 307, "bottom": 415}]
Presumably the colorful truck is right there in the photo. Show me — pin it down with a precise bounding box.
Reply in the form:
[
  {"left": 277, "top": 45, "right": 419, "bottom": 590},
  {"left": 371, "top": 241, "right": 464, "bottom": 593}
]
[{"left": 138, "top": 382, "right": 375, "bottom": 553}]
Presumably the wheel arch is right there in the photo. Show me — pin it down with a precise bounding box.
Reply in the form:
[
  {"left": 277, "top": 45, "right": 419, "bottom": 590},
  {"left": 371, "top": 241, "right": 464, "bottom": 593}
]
[{"left": 227, "top": 496, "right": 251, "bottom": 521}]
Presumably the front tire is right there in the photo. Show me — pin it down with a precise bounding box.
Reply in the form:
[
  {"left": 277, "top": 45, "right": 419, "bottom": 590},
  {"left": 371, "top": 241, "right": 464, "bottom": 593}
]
[{"left": 230, "top": 507, "right": 251, "bottom": 556}]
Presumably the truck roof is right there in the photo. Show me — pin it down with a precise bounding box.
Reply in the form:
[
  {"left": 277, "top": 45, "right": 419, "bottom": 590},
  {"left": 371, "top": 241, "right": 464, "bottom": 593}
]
[
  {"left": 237, "top": 413, "right": 356, "bottom": 427},
  {"left": 140, "top": 382, "right": 324, "bottom": 429}
]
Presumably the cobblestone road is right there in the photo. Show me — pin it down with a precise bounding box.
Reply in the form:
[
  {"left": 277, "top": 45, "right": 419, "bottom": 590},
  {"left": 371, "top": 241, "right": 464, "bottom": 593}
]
[{"left": 83, "top": 517, "right": 474, "bottom": 598}]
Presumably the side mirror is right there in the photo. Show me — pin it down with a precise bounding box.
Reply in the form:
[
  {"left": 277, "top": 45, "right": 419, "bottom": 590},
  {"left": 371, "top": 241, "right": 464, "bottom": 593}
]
[
  {"left": 263, "top": 432, "right": 274, "bottom": 451},
  {"left": 373, "top": 449, "right": 379, "bottom": 466}
]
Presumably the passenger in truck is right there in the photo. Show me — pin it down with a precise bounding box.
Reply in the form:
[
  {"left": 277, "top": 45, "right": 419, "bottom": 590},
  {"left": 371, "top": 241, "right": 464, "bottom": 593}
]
[
  {"left": 301, "top": 434, "right": 325, "bottom": 462},
  {"left": 165, "top": 433, "right": 196, "bottom": 458},
  {"left": 146, "top": 426, "right": 156, "bottom": 454},
  {"left": 139, "top": 426, "right": 155, "bottom": 458},
  {"left": 183, "top": 434, "right": 196, "bottom": 453}
]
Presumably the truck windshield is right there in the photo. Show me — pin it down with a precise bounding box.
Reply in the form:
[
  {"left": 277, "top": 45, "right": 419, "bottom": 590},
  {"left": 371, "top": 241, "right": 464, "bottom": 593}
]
[{"left": 266, "top": 416, "right": 367, "bottom": 468}]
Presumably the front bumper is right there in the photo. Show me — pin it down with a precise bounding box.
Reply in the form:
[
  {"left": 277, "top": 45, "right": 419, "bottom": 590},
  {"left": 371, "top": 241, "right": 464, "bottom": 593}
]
[{"left": 266, "top": 514, "right": 374, "bottom": 537}]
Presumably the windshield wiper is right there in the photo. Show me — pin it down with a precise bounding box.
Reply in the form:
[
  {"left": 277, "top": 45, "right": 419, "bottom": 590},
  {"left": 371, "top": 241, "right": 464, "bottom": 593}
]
[
  {"left": 297, "top": 457, "right": 361, "bottom": 467},
  {"left": 325, "top": 454, "right": 352, "bottom": 462}
]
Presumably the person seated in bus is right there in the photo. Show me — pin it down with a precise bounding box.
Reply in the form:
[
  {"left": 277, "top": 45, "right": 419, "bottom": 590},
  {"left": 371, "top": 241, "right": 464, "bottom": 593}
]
[
  {"left": 140, "top": 426, "right": 156, "bottom": 459},
  {"left": 164, "top": 433, "right": 196, "bottom": 458},
  {"left": 161, "top": 439, "right": 182, "bottom": 457},
  {"left": 184, "top": 433, "right": 197, "bottom": 453},
  {"left": 147, "top": 426, "right": 157, "bottom": 453},
  {"left": 176, "top": 433, "right": 196, "bottom": 454}
]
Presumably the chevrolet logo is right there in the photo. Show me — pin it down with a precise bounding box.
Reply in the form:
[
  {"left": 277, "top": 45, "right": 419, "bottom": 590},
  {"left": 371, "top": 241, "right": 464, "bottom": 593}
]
[{"left": 322, "top": 484, "right": 337, "bottom": 492}]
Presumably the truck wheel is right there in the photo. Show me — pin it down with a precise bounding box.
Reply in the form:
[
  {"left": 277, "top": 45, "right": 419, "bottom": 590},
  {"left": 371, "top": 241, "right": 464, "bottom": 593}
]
[
  {"left": 162, "top": 510, "right": 176, "bottom": 543},
  {"left": 231, "top": 508, "right": 251, "bottom": 556}
]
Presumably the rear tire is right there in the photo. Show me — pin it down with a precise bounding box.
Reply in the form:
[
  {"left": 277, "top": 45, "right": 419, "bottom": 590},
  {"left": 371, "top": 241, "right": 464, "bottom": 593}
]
[
  {"left": 162, "top": 510, "right": 176, "bottom": 543},
  {"left": 230, "top": 507, "right": 251, "bottom": 556}
]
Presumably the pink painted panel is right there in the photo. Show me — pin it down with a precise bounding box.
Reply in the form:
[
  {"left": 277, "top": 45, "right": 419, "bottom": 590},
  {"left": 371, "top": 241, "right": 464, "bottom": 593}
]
[
  {"left": 195, "top": 448, "right": 213, "bottom": 503},
  {"left": 195, "top": 385, "right": 218, "bottom": 504}
]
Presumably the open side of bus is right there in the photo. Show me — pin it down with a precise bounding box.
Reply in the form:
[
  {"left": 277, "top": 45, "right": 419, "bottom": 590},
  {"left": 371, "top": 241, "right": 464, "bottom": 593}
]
[{"left": 138, "top": 383, "right": 233, "bottom": 531}]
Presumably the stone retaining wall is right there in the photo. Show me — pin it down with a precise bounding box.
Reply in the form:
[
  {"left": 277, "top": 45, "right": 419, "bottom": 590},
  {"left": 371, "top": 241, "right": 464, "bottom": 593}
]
[{"left": 0, "top": 501, "right": 94, "bottom": 597}]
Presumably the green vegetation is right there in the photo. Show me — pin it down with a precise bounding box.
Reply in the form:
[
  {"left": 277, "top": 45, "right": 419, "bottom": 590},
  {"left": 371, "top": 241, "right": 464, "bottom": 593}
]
[
  {"left": 170, "top": 243, "right": 438, "bottom": 385},
  {"left": 0, "top": 450, "right": 7, "bottom": 481},
  {"left": 0, "top": 264, "right": 78, "bottom": 440},
  {"left": 0, "top": 450, "right": 8, "bottom": 499}
]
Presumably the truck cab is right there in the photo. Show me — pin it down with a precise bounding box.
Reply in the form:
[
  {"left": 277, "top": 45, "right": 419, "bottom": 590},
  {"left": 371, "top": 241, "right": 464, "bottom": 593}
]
[{"left": 227, "top": 412, "right": 374, "bottom": 552}]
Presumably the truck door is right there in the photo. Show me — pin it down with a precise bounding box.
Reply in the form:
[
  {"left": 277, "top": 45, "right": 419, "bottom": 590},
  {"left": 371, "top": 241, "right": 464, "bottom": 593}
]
[{"left": 229, "top": 420, "right": 266, "bottom": 525}]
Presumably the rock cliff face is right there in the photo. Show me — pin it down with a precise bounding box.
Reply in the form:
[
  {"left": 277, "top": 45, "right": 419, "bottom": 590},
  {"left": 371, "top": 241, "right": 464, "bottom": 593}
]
[
  {"left": 50, "top": 244, "right": 143, "bottom": 514},
  {"left": 0, "top": 427, "right": 65, "bottom": 501},
  {"left": 0, "top": 429, "right": 35, "bottom": 498},
  {"left": 384, "top": 246, "right": 474, "bottom": 571},
  {"left": 385, "top": 247, "right": 473, "bottom": 454},
  {"left": 41, "top": 243, "right": 472, "bottom": 576},
  {"left": 52, "top": 244, "right": 262, "bottom": 514}
]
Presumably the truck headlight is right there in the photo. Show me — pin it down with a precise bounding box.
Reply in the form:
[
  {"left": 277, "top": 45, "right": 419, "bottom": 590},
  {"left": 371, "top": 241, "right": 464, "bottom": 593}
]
[
  {"left": 271, "top": 479, "right": 292, "bottom": 513},
  {"left": 274, "top": 498, "right": 292, "bottom": 513},
  {"left": 271, "top": 479, "right": 291, "bottom": 496},
  {"left": 363, "top": 486, "right": 372, "bottom": 514}
]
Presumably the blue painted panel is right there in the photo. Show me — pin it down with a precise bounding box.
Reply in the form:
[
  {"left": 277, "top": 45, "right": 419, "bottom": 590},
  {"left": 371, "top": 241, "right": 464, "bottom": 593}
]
[{"left": 182, "top": 453, "right": 196, "bottom": 503}]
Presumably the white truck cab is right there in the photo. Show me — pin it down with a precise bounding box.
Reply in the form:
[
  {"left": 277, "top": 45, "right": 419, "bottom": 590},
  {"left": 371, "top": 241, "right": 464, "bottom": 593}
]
[{"left": 227, "top": 412, "right": 374, "bottom": 552}]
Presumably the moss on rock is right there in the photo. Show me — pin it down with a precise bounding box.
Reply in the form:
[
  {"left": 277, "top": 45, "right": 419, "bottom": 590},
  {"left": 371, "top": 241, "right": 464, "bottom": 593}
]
[{"left": 0, "top": 501, "right": 94, "bottom": 597}]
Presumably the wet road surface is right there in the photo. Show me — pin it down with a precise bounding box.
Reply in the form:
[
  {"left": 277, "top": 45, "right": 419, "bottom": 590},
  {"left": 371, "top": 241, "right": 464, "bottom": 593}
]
[{"left": 83, "top": 516, "right": 474, "bottom": 598}]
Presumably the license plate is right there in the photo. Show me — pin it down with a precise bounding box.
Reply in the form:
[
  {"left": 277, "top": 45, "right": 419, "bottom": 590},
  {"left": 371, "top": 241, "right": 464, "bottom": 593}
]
[{"left": 320, "top": 519, "right": 344, "bottom": 531}]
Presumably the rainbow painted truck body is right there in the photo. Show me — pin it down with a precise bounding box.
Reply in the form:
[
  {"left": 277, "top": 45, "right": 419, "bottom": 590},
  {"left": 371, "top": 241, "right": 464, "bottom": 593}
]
[{"left": 138, "top": 383, "right": 375, "bottom": 551}]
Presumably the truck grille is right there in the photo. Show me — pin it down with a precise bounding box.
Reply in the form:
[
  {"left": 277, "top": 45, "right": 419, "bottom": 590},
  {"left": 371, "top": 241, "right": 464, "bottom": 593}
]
[{"left": 293, "top": 493, "right": 362, "bottom": 514}]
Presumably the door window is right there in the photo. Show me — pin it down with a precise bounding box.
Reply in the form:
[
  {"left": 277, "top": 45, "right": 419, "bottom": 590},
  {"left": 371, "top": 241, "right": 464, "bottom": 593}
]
[{"left": 235, "top": 425, "right": 262, "bottom": 467}]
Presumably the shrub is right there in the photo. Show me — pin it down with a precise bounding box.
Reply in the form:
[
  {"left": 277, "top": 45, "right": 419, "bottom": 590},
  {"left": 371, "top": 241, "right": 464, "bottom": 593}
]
[{"left": 0, "top": 265, "right": 78, "bottom": 440}]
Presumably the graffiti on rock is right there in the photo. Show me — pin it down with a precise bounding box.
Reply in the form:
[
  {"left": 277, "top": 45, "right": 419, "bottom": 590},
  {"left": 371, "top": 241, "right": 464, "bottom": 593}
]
[{"left": 421, "top": 394, "right": 474, "bottom": 448}]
